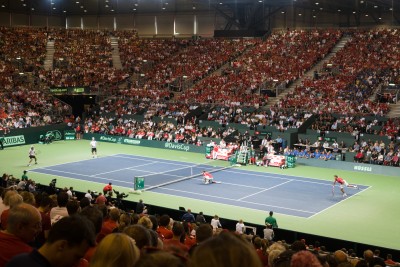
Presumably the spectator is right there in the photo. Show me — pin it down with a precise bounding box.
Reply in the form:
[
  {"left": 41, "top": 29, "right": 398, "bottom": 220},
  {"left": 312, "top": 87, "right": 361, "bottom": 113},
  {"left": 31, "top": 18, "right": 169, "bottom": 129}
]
[
  {"left": 6, "top": 215, "right": 96, "bottom": 267},
  {"left": 253, "top": 236, "right": 269, "bottom": 266},
  {"left": 163, "top": 221, "right": 189, "bottom": 257},
  {"left": 35, "top": 195, "right": 53, "bottom": 247},
  {"left": 291, "top": 250, "right": 322, "bottom": 267},
  {"left": 0, "top": 203, "right": 41, "bottom": 266},
  {"left": 1, "top": 193, "right": 23, "bottom": 230},
  {"left": 333, "top": 250, "right": 348, "bottom": 265},
  {"left": 189, "top": 223, "right": 213, "bottom": 256},
  {"left": 210, "top": 215, "right": 222, "bottom": 231},
  {"left": 263, "top": 223, "right": 274, "bottom": 241},
  {"left": 97, "top": 208, "right": 120, "bottom": 243},
  {"left": 135, "top": 249, "right": 186, "bottom": 267},
  {"left": 195, "top": 211, "right": 206, "bottom": 225},
  {"left": 49, "top": 191, "right": 69, "bottom": 225},
  {"left": 181, "top": 209, "right": 195, "bottom": 223},
  {"left": 66, "top": 200, "right": 80, "bottom": 216},
  {"left": 157, "top": 214, "right": 173, "bottom": 240},
  {"left": 90, "top": 233, "right": 140, "bottom": 267},
  {"left": 123, "top": 224, "right": 152, "bottom": 250},
  {"left": 384, "top": 254, "right": 399, "bottom": 266},
  {"left": 95, "top": 193, "right": 107, "bottom": 205},
  {"left": 190, "top": 231, "right": 263, "bottom": 267},
  {"left": 84, "top": 190, "right": 92, "bottom": 202},
  {"left": 80, "top": 206, "right": 103, "bottom": 263},
  {"left": 235, "top": 219, "right": 245, "bottom": 235}
]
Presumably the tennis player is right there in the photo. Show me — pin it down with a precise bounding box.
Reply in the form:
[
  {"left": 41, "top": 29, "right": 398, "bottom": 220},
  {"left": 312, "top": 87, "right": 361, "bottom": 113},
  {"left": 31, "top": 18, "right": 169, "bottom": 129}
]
[
  {"left": 333, "top": 175, "right": 359, "bottom": 197},
  {"left": 202, "top": 171, "right": 215, "bottom": 184},
  {"left": 27, "top": 146, "right": 38, "bottom": 166},
  {"left": 90, "top": 137, "right": 97, "bottom": 158}
]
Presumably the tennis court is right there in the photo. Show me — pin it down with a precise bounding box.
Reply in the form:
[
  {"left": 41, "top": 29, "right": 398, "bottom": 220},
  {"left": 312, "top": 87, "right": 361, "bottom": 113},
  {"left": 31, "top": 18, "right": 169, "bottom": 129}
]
[
  {"left": 30, "top": 153, "right": 367, "bottom": 218},
  {"left": 2, "top": 141, "right": 400, "bottom": 250}
]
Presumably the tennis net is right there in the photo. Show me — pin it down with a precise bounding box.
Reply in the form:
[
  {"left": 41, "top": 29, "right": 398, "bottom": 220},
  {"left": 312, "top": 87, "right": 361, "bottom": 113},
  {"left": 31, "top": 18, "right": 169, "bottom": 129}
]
[{"left": 143, "top": 161, "right": 235, "bottom": 191}]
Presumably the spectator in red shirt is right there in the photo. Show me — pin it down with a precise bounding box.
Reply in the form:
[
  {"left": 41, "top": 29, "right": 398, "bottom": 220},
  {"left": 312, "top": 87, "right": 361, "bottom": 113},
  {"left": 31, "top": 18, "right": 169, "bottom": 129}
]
[
  {"left": 163, "top": 221, "right": 189, "bottom": 258},
  {"left": 96, "top": 208, "right": 120, "bottom": 244},
  {"left": 95, "top": 193, "right": 107, "bottom": 205},
  {"left": 157, "top": 214, "right": 173, "bottom": 240},
  {"left": 0, "top": 203, "right": 42, "bottom": 266}
]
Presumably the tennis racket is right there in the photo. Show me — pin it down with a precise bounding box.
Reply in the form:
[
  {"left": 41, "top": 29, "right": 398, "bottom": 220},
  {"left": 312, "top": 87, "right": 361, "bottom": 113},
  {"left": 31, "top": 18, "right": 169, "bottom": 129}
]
[
  {"left": 36, "top": 149, "right": 41, "bottom": 155},
  {"left": 332, "top": 185, "right": 335, "bottom": 197}
]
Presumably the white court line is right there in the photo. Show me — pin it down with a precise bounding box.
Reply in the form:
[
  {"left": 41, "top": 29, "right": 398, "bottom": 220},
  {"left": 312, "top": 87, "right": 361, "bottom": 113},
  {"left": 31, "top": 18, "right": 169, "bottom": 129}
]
[
  {"left": 109, "top": 155, "right": 158, "bottom": 163},
  {"left": 157, "top": 186, "right": 315, "bottom": 214},
  {"left": 111, "top": 154, "right": 199, "bottom": 167},
  {"left": 93, "top": 162, "right": 156, "bottom": 176},
  {"left": 222, "top": 169, "right": 333, "bottom": 186},
  {"left": 307, "top": 186, "right": 372, "bottom": 219},
  {"left": 29, "top": 153, "right": 122, "bottom": 170},
  {"left": 238, "top": 180, "right": 293, "bottom": 201},
  {"left": 126, "top": 169, "right": 187, "bottom": 179},
  {"left": 36, "top": 167, "right": 133, "bottom": 185}
]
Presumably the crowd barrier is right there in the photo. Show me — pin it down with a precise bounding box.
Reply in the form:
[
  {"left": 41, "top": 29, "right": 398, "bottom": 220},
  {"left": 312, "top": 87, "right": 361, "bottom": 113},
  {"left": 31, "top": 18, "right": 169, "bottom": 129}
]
[
  {"left": 83, "top": 133, "right": 205, "bottom": 154},
  {"left": 4, "top": 125, "right": 397, "bottom": 176},
  {"left": 4, "top": 124, "right": 70, "bottom": 147}
]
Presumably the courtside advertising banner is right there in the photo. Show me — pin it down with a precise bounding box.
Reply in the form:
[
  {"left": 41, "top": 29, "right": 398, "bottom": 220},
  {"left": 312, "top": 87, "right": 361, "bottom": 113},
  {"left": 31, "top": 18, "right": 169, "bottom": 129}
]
[{"left": 3, "top": 135, "right": 26, "bottom": 147}]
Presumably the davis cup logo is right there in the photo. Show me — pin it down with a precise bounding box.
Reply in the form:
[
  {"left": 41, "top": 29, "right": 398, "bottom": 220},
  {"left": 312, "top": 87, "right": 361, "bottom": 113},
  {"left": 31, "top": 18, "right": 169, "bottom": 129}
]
[
  {"left": 46, "top": 130, "right": 62, "bottom": 141},
  {"left": 164, "top": 142, "right": 190, "bottom": 151}
]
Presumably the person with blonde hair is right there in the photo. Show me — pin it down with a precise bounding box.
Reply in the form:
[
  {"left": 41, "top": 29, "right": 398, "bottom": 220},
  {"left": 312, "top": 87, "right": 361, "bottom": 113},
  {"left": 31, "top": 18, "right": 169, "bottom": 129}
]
[
  {"left": 138, "top": 215, "right": 153, "bottom": 230},
  {"left": 190, "top": 231, "right": 262, "bottom": 267},
  {"left": 90, "top": 233, "right": 140, "bottom": 267}
]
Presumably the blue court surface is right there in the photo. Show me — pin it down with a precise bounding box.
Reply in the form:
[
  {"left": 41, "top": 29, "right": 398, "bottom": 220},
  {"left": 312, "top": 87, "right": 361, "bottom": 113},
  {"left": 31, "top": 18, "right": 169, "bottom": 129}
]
[{"left": 30, "top": 154, "right": 368, "bottom": 218}]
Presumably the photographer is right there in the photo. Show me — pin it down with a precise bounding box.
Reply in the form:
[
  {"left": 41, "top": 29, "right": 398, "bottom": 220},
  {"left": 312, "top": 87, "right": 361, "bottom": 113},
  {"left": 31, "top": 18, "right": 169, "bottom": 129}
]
[
  {"left": 48, "top": 179, "right": 57, "bottom": 195},
  {"left": 113, "top": 189, "right": 128, "bottom": 210}
]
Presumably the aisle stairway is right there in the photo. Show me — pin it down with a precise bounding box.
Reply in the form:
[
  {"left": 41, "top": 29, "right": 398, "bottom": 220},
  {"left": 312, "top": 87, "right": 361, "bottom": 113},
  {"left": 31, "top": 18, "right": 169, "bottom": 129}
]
[
  {"left": 264, "top": 35, "right": 352, "bottom": 110},
  {"left": 387, "top": 102, "right": 400, "bottom": 118},
  {"left": 110, "top": 36, "right": 123, "bottom": 70},
  {"left": 43, "top": 40, "right": 55, "bottom": 71}
]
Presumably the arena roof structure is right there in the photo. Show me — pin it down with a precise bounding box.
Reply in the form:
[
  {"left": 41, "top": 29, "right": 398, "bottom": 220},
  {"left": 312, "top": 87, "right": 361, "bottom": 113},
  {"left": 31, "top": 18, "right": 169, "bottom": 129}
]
[{"left": 1, "top": 0, "right": 398, "bottom": 17}]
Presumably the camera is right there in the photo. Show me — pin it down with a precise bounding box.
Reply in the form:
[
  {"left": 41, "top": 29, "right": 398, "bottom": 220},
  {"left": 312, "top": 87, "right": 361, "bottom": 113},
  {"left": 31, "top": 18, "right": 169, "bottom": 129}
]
[{"left": 113, "top": 189, "right": 128, "bottom": 199}]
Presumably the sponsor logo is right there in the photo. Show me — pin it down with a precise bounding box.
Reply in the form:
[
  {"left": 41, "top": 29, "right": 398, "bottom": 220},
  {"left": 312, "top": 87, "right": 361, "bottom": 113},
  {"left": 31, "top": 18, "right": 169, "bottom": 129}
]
[
  {"left": 99, "top": 136, "right": 118, "bottom": 143},
  {"left": 46, "top": 130, "right": 62, "bottom": 141},
  {"left": 353, "top": 165, "right": 372, "bottom": 172},
  {"left": 3, "top": 135, "right": 26, "bottom": 147},
  {"left": 164, "top": 142, "right": 190, "bottom": 152},
  {"left": 123, "top": 139, "right": 141, "bottom": 145}
]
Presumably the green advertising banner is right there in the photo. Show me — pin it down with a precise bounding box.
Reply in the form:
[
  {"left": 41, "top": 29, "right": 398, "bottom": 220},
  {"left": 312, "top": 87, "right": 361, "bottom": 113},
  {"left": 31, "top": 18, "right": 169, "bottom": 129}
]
[
  {"left": 3, "top": 135, "right": 26, "bottom": 147},
  {"left": 85, "top": 133, "right": 205, "bottom": 154},
  {"left": 64, "top": 130, "right": 76, "bottom": 140}
]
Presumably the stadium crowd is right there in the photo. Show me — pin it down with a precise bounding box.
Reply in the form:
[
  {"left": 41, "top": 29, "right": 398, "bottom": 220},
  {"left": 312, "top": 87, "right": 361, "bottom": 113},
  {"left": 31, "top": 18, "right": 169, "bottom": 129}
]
[
  {"left": 0, "top": 27, "right": 399, "bottom": 167},
  {"left": 176, "top": 29, "right": 342, "bottom": 106},
  {"left": 1, "top": 26, "right": 400, "bottom": 267},
  {"left": 38, "top": 28, "right": 130, "bottom": 88},
  {"left": 0, "top": 177, "right": 399, "bottom": 267}
]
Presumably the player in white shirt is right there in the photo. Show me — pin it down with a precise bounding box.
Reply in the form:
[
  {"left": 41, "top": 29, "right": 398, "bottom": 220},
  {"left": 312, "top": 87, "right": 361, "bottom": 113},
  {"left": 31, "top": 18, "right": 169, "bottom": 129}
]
[
  {"left": 90, "top": 137, "right": 97, "bottom": 158},
  {"left": 27, "top": 146, "right": 37, "bottom": 166}
]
